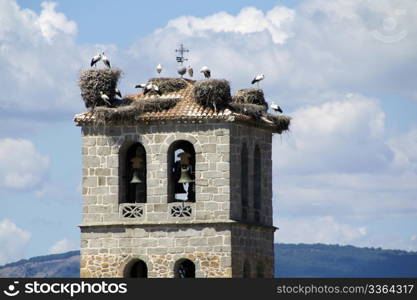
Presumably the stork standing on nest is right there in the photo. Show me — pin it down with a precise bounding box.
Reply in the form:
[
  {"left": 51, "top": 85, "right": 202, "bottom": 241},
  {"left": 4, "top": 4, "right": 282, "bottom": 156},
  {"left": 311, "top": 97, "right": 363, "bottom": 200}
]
[
  {"left": 144, "top": 83, "right": 161, "bottom": 95},
  {"left": 271, "top": 102, "right": 283, "bottom": 113},
  {"left": 90, "top": 53, "right": 102, "bottom": 67},
  {"left": 177, "top": 66, "right": 187, "bottom": 78},
  {"left": 135, "top": 83, "right": 147, "bottom": 89},
  {"left": 187, "top": 66, "right": 193, "bottom": 77},
  {"left": 200, "top": 66, "right": 211, "bottom": 79},
  {"left": 156, "top": 63, "right": 162, "bottom": 74},
  {"left": 101, "top": 52, "right": 111, "bottom": 68},
  {"left": 251, "top": 74, "right": 264, "bottom": 87},
  {"left": 115, "top": 88, "right": 122, "bottom": 99},
  {"left": 99, "top": 91, "right": 112, "bottom": 106}
]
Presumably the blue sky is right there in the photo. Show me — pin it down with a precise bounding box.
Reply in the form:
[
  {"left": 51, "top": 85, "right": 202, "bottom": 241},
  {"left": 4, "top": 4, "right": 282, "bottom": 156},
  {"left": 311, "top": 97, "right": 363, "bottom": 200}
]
[{"left": 0, "top": 0, "right": 416, "bottom": 265}]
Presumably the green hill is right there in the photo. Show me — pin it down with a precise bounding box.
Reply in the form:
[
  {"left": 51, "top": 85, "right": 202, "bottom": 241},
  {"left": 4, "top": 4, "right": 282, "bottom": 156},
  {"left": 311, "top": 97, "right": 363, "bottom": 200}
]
[{"left": 275, "top": 243, "right": 417, "bottom": 277}]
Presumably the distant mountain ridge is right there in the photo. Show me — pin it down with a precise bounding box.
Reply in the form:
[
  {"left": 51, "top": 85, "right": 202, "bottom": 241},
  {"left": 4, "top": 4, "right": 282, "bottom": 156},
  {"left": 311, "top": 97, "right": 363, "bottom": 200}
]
[{"left": 1, "top": 244, "right": 416, "bottom": 278}]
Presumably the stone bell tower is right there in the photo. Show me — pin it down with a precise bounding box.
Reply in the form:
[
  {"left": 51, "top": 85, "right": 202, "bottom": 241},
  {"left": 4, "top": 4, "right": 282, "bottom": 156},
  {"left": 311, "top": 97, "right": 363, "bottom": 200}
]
[{"left": 75, "top": 73, "right": 290, "bottom": 278}]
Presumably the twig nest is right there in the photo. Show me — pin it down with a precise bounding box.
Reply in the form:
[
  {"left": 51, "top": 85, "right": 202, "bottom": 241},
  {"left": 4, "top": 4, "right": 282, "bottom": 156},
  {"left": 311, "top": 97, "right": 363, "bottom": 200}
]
[
  {"left": 263, "top": 114, "right": 291, "bottom": 134},
  {"left": 194, "top": 79, "right": 231, "bottom": 110},
  {"left": 79, "top": 69, "right": 122, "bottom": 108},
  {"left": 91, "top": 98, "right": 181, "bottom": 124},
  {"left": 229, "top": 103, "right": 267, "bottom": 119},
  {"left": 232, "top": 88, "right": 266, "bottom": 106},
  {"left": 148, "top": 77, "right": 189, "bottom": 94}
]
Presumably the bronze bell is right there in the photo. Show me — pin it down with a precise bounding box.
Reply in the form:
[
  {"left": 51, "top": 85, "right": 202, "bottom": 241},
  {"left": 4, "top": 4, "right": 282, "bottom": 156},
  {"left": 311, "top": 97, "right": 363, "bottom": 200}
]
[
  {"left": 130, "top": 169, "right": 142, "bottom": 184},
  {"left": 178, "top": 166, "right": 194, "bottom": 183}
]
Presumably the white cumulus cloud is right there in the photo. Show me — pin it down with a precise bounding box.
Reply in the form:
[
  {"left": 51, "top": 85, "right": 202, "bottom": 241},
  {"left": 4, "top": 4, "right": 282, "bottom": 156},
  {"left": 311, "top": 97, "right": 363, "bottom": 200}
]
[
  {"left": 276, "top": 216, "right": 367, "bottom": 245},
  {"left": 0, "top": 138, "right": 49, "bottom": 190},
  {"left": 38, "top": 2, "right": 77, "bottom": 43},
  {"left": 0, "top": 219, "right": 31, "bottom": 265},
  {"left": 48, "top": 238, "right": 77, "bottom": 254}
]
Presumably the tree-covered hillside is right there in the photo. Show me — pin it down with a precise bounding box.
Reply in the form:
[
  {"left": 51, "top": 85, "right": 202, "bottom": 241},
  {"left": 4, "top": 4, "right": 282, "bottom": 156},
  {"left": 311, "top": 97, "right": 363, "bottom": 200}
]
[{"left": 275, "top": 243, "right": 417, "bottom": 277}]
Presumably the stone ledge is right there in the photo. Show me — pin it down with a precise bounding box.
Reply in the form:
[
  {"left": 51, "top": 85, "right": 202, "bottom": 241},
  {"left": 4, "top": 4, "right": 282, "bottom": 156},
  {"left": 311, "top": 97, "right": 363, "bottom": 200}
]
[{"left": 79, "top": 220, "right": 276, "bottom": 231}]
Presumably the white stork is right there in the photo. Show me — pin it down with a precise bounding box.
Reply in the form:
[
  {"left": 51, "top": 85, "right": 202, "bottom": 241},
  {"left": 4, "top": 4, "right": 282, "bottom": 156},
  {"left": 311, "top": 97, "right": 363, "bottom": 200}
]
[
  {"left": 90, "top": 53, "right": 102, "bottom": 67},
  {"left": 115, "top": 88, "right": 122, "bottom": 99},
  {"left": 135, "top": 83, "right": 147, "bottom": 89},
  {"left": 271, "top": 102, "right": 283, "bottom": 113},
  {"left": 99, "top": 91, "right": 112, "bottom": 106},
  {"left": 156, "top": 64, "right": 162, "bottom": 74},
  {"left": 144, "top": 83, "right": 161, "bottom": 95},
  {"left": 101, "top": 52, "right": 111, "bottom": 68},
  {"left": 200, "top": 66, "right": 211, "bottom": 79},
  {"left": 251, "top": 74, "right": 264, "bottom": 87},
  {"left": 177, "top": 66, "right": 187, "bottom": 77},
  {"left": 187, "top": 66, "right": 193, "bottom": 77}
]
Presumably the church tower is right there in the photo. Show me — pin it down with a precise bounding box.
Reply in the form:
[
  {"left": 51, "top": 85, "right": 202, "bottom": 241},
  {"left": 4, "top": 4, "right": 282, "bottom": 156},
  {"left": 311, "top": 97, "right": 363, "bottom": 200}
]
[{"left": 75, "top": 66, "right": 290, "bottom": 278}]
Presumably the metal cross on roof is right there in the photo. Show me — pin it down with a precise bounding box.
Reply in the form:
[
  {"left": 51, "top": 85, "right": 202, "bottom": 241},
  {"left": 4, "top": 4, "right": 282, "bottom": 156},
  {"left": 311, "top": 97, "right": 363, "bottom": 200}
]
[{"left": 175, "top": 43, "right": 189, "bottom": 65}]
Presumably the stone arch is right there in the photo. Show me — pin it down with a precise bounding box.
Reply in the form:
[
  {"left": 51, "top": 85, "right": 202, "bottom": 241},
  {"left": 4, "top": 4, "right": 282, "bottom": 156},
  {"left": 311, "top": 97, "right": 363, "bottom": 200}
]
[
  {"left": 174, "top": 258, "right": 196, "bottom": 278},
  {"left": 119, "top": 141, "right": 147, "bottom": 203},
  {"left": 123, "top": 258, "right": 149, "bottom": 278},
  {"left": 167, "top": 140, "right": 196, "bottom": 203}
]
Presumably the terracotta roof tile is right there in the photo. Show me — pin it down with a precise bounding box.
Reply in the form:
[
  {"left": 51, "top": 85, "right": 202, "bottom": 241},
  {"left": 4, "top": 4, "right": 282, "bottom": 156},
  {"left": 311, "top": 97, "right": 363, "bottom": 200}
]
[{"left": 74, "top": 79, "right": 290, "bottom": 133}]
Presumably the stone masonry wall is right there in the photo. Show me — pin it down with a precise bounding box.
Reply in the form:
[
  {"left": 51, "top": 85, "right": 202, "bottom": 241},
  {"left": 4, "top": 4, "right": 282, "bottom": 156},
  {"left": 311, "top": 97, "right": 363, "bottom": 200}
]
[
  {"left": 231, "top": 224, "right": 275, "bottom": 278},
  {"left": 230, "top": 124, "right": 273, "bottom": 225},
  {"left": 80, "top": 224, "right": 232, "bottom": 278},
  {"left": 81, "top": 121, "right": 231, "bottom": 225}
]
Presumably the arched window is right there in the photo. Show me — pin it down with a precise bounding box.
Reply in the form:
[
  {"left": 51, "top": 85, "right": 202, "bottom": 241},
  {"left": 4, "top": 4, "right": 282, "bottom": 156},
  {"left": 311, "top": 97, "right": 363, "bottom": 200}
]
[
  {"left": 241, "top": 143, "right": 248, "bottom": 220},
  {"left": 120, "top": 143, "right": 147, "bottom": 203},
  {"left": 253, "top": 145, "right": 261, "bottom": 222},
  {"left": 168, "top": 141, "right": 195, "bottom": 203},
  {"left": 243, "top": 260, "right": 251, "bottom": 278},
  {"left": 124, "top": 259, "right": 148, "bottom": 278},
  {"left": 174, "top": 259, "right": 196, "bottom": 278},
  {"left": 256, "top": 262, "right": 264, "bottom": 278}
]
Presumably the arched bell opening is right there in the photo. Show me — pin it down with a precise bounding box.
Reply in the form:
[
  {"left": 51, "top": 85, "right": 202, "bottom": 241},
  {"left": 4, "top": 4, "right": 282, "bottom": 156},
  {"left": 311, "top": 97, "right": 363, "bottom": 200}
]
[
  {"left": 167, "top": 140, "right": 196, "bottom": 203},
  {"left": 174, "top": 259, "right": 196, "bottom": 278},
  {"left": 124, "top": 259, "right": 148, "bottom": 278},
  {"left": 119, "top": 142, "right": 147, "bottom": 203}
]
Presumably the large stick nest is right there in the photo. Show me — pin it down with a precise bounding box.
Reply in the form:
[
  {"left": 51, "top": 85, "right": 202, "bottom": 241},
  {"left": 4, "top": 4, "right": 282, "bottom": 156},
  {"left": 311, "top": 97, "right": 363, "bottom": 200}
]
[
  {"left": 228, "top": 103, "right": 267, "bottom": 119},
  {"left": 232, "top": 88, "right": 267, "bottom": 106},
  {"left": 147, "top": 77, "right": 189, "bottom": 94},
  {"left": 79, "top": 69, "right": 122, "bottom": 108},
  {"left": 194, "top": 79, "right": 231, "bottom": 110},
  {"left": 262, "top": 114, "right": 291, "bottom": 134},
  {"left": 91, "top": 97, "right": 180, "bottom": 124}
]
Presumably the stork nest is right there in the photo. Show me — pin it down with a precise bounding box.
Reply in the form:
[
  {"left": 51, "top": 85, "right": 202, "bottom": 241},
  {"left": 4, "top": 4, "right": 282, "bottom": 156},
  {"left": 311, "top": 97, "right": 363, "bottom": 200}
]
[
  {"left": 262, "top": 114, "right": 291, "bottom": 134},
  {"left": 79, "top": 69, "right": 122, "bottom": 108},
  {"left": 228, "top": 103, "right": 268, "bottom": 119},
  {"left": 90, "top": 97, "right": 180, "bottom": 124},
  {"left": 194, "top": 79, "right": 231, "bottom": 110},
  {"left": 147, "top": 77, "right": 189, "bottom": 94},
  {"left": 232, "top": 88, "right": 266, "bottom": 106}
]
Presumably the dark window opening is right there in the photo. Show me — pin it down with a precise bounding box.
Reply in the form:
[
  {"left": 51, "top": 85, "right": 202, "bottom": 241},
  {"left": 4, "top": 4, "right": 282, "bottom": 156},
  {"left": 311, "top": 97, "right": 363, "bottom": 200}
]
[
  {"left": 125, "top": 260, "right": 148, "bottom": 278},
  {"left": 241, "top": 143, "right": 248, "bottom": 219},
  {"left": 120, "top": 143, "right": 147, "bottom": 203},
  {"left": 243, "top": 260, "right": 251, "bottom": 278},
  {"left": 175, "top": 259, "right": 196, "bottom": 278},
  {"left": 253, "top": 145, "right": 261, "bottom": 210},
  {"left": 168, "top": 141, "right": 195, "bottom": 203},
  {"left": 257, "top": 263, "right": 264, "bottom": 278}
]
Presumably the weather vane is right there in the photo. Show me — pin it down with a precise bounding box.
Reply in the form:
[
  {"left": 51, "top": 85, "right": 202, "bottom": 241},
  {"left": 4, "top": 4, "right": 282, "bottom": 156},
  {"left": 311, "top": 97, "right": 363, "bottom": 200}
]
[{"left": 175, "top": 43, "right": 189, "bottom": 65}]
